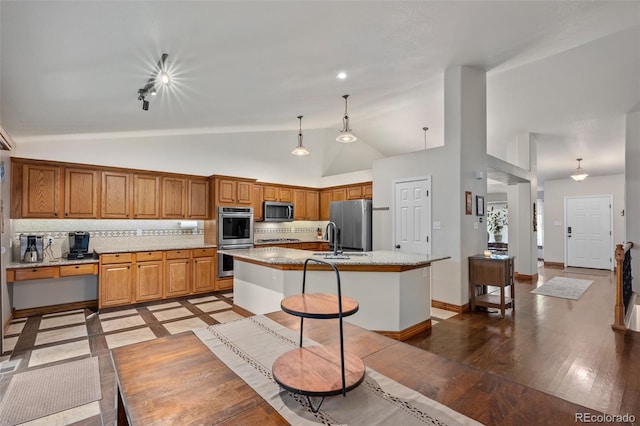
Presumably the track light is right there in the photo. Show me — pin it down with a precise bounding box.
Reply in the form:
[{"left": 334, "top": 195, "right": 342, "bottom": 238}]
[{"left": 137, "top": 53, "right": 170, "bottom": 111}]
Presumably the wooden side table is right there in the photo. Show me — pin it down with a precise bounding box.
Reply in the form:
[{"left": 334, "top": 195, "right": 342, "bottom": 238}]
[{"left": 469, "top": 254, "right": 515, "bottom": 318}]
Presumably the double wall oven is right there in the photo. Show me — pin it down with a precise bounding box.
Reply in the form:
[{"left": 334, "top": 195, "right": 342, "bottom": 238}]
[{"left": 218, "top": 206, "right": 254, "bottom": 278}]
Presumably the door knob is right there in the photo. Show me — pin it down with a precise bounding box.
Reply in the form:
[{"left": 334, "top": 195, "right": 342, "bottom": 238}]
[{"left": 395, "top": 244, "right": 401, "bottom": 249}]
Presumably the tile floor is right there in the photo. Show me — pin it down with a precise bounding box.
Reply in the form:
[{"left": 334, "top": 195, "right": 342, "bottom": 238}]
[
  {"left": 0, "top": 292, "right": 238, "bottom": 426},
  {"left": 0, "top": 295, "right": 456, "bottom": 425}
]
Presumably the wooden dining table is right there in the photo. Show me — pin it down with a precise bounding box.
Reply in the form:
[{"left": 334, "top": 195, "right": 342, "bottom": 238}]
[{"left": 111, "top": 311, "right": 601, "bottom": 425}]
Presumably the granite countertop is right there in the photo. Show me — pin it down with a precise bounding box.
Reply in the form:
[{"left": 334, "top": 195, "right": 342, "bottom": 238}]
[
  {"left": 94, "top": 242, "right": 217, "bottom": 255},
  {"left": 253, "top": 238, "right": 328, "bottom": 245},
  {"left": 218, "top": 246, "right": 450, "bottom": 267},
  {"left": 7, "top": 256, "right": 99, "bottom": 269}
]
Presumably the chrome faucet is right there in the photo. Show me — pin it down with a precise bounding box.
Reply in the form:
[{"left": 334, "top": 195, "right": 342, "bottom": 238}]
[{"left": 326, "top": 222, "right": 339, "bottom": 255}]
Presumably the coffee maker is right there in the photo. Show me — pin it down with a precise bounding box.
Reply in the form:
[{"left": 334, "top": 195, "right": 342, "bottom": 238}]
[
  {"left": 66, "top": 231, "right": 91, "bottom": 259},
  {"left": 20, "top": 234, "right": 44, "bottom": 263}
]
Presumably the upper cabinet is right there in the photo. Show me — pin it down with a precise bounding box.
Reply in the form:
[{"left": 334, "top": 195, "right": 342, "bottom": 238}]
[
  {"left": 64, "top": 168, "right": 99, "bottom": 218},
  {"left": 319, "top": 182, "right": 372, "bottom": 220},
  {"left": 162, "top": 177, "right": 186, "bottom": 219},
  {"left": 102, "top": 171, "right": 131, "bottom": 219},
  {"left": 19, "top": 162, "right": 62, "bottom": 218},
  {"left": 293, "top": 189, "right": 319, "bottom": 221},
  {"left": 215, "top": 176, "right": 254, "bottom": 206},
  {"left": 133, "top": 174, "right": 161, "bottom": 219},
  {"left": 263, "top": 185, "right": 292, "bottom": 202},
  {"left": 187, "top": 179, "right": 209, "bottom": 219},
  {"left": 252, "top": 184, "right": 264, "bottom": 221}
]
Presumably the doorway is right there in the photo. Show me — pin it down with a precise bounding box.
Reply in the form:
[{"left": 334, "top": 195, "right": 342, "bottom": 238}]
[
  {"left": 565, "top": 195, "right": 613, "bottom": 270},
  {"left": 393, "top": 177, "right": 431, "bottom": 255}
]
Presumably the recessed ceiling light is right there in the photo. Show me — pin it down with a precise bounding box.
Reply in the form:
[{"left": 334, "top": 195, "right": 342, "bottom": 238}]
[{"left": 336, "top": 71, "right": 348, "bottom": 80}]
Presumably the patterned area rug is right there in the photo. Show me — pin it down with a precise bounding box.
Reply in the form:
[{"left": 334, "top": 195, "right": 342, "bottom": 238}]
[
  {"left": 0, "top": 357, "right": 101, "bottom": 425},
  {"left": 194, "top": 316, "right": 481, "bottom": 426},
  {"left": 531, "top": 277, "right": 594, "bottom": 300}
]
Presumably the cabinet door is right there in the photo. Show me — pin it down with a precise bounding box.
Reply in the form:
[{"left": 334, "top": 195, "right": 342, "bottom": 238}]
[
  {"left": 100, "top": 263, "right": 133, "bottom": 308},
  {"left": 332, "top": 188, "right": 347, "bottom": 201},
  {"left": 236, "top": 181, "right": 253, "bottom": 204},
  {"left": 133, "top": 174, "right": 160, "bottom": 219},
  {"left": 135, "top": 261, "right": 163, "bottom": 302},
  {"left": 188, "top": 179, "right": 209, "bottom": 219},
  {"left": 64, "top": 168, "right": 99, "bottom": 218},
  {"left": 217, "top": 179, "right": 236, "bottom": 204},
  {"left": 293, "top": 189, "right": 306, "bottom": 220},
  {"left": 22, "top": 163, "right": 61, "bottom": 218},
  {"left": 192, "top": 256, "right": 215, "bottom": 293},
  {"left": 253, "top": 185, "right": 264, "bottom": 221},
  {"left": 320, "top": 190, "right": 332, "bottom": 221},
  {"left": 162, "top": 177, "right": 186, "bottom": 219},
  {"left": 306, "top": 190, "right": 319, "bottom": 220},
  {"left": 165, "top": 258, "right": 191, "bottom": 297},
  {"left": 363, "top": 183, "right": 373, "bottom": 199},
  {"left": 346, "top": 185, "right": 363, "bottom": 200},
  {"left": 263, "top": 185, "right": 278, "bottom": 201},
  {"left": 102, "top": 171, "right": 131, "bottom": 219},
  {"left": 278, "top": 187, "right": 292, "bottom": 202}
]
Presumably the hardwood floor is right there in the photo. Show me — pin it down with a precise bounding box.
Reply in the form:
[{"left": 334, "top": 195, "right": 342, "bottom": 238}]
[{"left": 405, "top": 265, "right": 640, "bottom": 417}]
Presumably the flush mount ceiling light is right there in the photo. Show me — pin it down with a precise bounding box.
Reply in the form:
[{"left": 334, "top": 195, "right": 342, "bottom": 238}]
[
  {"left": 336, "top": 71, "right": 348, "bottom": 80},
  {"left": 336, "top": 94, "right": 357, "bottom": 143},
  {"left": 571, "top": 158, "right": 589, "bottom": 182},
  {"left": 291, "top": 115, "right": 310, "bottom": 156},
  {"left": 137, "top": 53, "right": 170, "bottom": 111}
]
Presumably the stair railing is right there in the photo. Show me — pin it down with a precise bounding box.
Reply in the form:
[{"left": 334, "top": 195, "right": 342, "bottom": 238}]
[{"left": 612, "top": 242, "right": 634, "bottom": 333}]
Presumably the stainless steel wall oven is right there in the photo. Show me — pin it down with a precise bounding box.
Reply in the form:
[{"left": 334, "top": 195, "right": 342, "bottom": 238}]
[{"left": 217, "top": 206, "right": 254, "bottom": 278}]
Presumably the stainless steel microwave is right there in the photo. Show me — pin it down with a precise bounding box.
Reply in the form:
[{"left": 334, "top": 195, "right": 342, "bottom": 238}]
[{"left": 262, "top": 201, "right": 294, "bottom": 222}]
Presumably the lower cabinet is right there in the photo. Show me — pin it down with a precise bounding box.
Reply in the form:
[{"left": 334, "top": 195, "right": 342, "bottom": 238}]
[
  {"left": 134, "top": 251, "right": 164, "bottom": 302},
  {"left": 165, "top": 252, "right": 191, "bottom": 298},
  {"left": 100, "top": 253, "right": 134, "bottom": 308},
  {"left": 192, "top": 248, "right": 216, "bottom": 293}
]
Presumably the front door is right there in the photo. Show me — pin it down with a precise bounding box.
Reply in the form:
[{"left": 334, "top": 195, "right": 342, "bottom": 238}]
[
  {"left": 565, "top": 195, "right": 612, "bottom": 270},
  {"left": 393, "top": 177, "right": 431, "bottom": 255}
]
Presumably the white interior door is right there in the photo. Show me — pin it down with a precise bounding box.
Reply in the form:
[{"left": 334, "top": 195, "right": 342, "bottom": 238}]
[
  {"left": 566, "top": 195, "right": 612, "bottom": 269},
  {"left": 393, "top": 177, "right": 431, "bottom": 255}
]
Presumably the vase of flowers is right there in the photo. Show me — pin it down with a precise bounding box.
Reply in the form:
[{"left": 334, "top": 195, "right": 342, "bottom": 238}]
[{"left": 487, "top": 206, "right": 508, "bottom": 242}]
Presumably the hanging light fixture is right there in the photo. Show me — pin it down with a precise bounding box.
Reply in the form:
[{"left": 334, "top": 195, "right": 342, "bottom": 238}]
[
  {"left": 291, "top": 115, "right": 309, "bottom": 156},
  {"left": 570, "top": 158, "right": 588, "bottom": 182},
  {"left": 422, "top": 126, "right": 429, "bottom": 149},
  {"left": 336, "top": 94, "right": 357, "bottom": 143}
]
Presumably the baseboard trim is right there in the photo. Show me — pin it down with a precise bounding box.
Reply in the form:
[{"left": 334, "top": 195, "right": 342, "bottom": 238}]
[
  {"left": 13, "top": 300, "right": 98, "bottom": 319},
  {"left": 432, "top": 300, "right": 470, "bottom": 313},
  {"left": 375, "top": 319, "right": 431, "bottom": 341},
  {"left": 544, "top": 261, "right": 565, "bottom": 269},
  {"left": 516, "top": 272, "right": 538, "bottom": 281}
]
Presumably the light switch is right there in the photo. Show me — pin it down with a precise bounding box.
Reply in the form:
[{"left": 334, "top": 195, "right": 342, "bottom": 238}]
[{"left": 433, "top": 222, "right": 441, "bottom": 230}]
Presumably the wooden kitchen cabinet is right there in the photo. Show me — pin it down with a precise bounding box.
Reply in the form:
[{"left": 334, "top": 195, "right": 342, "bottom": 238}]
[
  {"left": 133, "top": 174, "right": 161, "bottom": 219},
  {"left": 162, "top": 177, "right": 187, "bottom": 219},
  {"left": 188, "top": 179, "right": 209, "bottom": 219},
  {"left": 100, "top": 253, "right": 134, "bottom": 308},
  {"left": 21, "top": 162, "right": 62, "bottom": 218},
  {"left": 102, "top": 171, "right": 131, "bottom": 219},
  {"left": 165, "top": 251, "right": 191, "bottom": 297},
  {"left": 306, "top": 190, "right": 319, "bottom": 220},
  {"left": 320, "top": 190, "right": 332, "bottom": 221},
  {"left": 192, "top": 248, "right": 216, "bottom": 293},
  {"left": 134, "top": 251, "right": 164, "bottom": 302},
  {"left": 64, "top": 168, "right": 99, "bottom": 218},
  {"left": 252, "top": 185, "right": 264, "bottom": 221},
  {"left": 263, "top": 185, "right": 292, "bottom": 202},
  {"left": 293, "top": 189, "right": 307, "bottom": 220},
  {"left": 332, "top": 188, "right": 347, "bottom": 202},
  {"left": 216, "top": 176, "right": 254, "bottom": 206}
]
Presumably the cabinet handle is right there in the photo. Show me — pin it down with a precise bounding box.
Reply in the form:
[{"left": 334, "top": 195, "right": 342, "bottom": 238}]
[
  {"left": 32, "top": 269, "right": 37, "bottom": 272},
  {"left": 127, "top": 266, "right": 130, "bottom": 269},
  {"left": 75, "top": 266, "right": 79, "bottom": 269},
  {"left": 54, "top": 212, "right": 58, "bottom": 217},
  {"left": 115, "top": 254, "right": 120, "bottom": 257},
  {"left": 65, "top": 212, "right": 68, "bottom": 216}
]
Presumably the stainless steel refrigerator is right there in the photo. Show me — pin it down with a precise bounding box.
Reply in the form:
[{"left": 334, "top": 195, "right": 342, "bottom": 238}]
[{"left": 329, "top": 199, "right": 372, "bottom": 252}]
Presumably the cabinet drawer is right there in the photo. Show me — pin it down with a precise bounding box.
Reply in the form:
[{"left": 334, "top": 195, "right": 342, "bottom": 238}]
[
  {"left": 101, "top": 253, "right": 133, "bottom": 264},
  {"left": 15, "top": 267, "right": 56, "bottom": 281},
  {"left": 165, "top": 249, "right": 191, "bottom": 260},
  {"left": 135, "top": 251, "right": 164, "bottom": 262},
  {"left": 192, "top": 248, "right": 215, "bottom": 258},
  {"left": 60, "top": 264, "right": 97, "bottom": 276}
]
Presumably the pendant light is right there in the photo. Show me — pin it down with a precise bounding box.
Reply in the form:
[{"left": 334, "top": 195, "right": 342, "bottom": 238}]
[
  {"left": 570, "top": 158, "right": 588, "bottom": 182},
  {"left": 336, "top": 94, "right": 357, "bottom": 143},
  {"left": 291, "top": 115, "right": 309, "bottom": 156}
]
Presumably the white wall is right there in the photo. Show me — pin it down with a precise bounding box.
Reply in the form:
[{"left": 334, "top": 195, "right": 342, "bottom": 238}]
[
  {"left": 15, "top": 127, "right": 380, "bottom": 187},
  {"left": 626, "top": 109, "right": 639, "bottom": 292},
  {"left": 543, "top": 174, "right": 625, "bottom": 265}
]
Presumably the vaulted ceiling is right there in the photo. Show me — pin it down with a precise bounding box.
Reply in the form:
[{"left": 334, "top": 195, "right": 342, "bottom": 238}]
[{"left": 1, "top": 1, "right": 638, "bottom": 189}]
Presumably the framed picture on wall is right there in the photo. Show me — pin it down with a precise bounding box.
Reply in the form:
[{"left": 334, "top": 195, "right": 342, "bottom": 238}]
[
  {"left": 476, "top": 196, "right": 485, "bottom": 216},
  {"left": 465, "top": 191, "right": 472, "bottom": 215}
]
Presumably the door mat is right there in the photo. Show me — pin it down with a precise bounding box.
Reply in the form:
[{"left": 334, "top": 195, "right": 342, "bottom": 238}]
[
  {"left": 530, "top": 277, "right": 593, "bottom": 300},
  {"left": 194, "top": 315, "right": 481, "bottom": 426},
  {"left": 0, "top": 357, "right": 101, "bottom": 425}
]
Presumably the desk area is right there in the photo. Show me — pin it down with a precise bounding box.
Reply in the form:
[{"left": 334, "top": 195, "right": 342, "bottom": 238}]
[{"left": 468, "top": 254, "right": 515, "bottom": 318}]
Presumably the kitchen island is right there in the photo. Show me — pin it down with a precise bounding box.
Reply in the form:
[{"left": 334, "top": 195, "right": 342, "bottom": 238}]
[{"left": 220, "top": 247, "right": 449, "bottom": 340}]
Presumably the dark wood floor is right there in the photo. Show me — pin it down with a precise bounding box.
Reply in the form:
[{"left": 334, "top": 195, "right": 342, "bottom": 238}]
[{"left": 405, "top": 265, "right": 640, "bottom": 417}]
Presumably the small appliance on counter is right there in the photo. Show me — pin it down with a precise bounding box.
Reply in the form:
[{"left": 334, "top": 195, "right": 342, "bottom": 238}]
[
  {"left": 66, "top": 231, "right": 92, "bottom": 260},
  {"left": 20, "top": 234, "right": 44, "bottom": 263}
]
